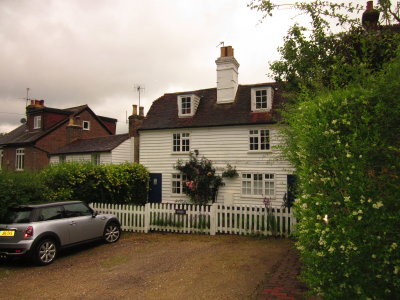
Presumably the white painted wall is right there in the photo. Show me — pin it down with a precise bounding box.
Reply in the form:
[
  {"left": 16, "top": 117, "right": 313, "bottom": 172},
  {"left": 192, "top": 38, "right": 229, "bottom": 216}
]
[
  {"left": 110, "top": 138, "right": 134, "bottom": 164},
  {"left": 49, "top": 137, "right": 135, "bottom": 165},
  {"left": 139, "top": 125, "right": 294, "bottom": 206}
]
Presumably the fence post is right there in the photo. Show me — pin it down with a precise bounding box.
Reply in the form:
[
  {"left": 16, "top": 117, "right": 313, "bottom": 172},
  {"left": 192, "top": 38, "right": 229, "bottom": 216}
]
[
  {"left": 144, "top": 203, "right": 150, "bottom": 233},
  {"left": 210, "top": 203, "right": 217, "bottom": 235}
]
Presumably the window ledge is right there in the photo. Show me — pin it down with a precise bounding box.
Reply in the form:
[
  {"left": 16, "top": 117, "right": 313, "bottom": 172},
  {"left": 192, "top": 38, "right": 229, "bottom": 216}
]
[
  {"left": 240, "top": 195, "right": 276, "bottom": 199},
  {"left": 247, "top": 150, "right": 272, "bottom": 154},
  {"left": 171, "top": 152, "right": 190, "bottom": 155}
]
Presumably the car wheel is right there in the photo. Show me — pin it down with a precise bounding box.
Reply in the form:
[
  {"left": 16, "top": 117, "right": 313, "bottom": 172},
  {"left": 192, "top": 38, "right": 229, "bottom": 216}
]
[
  {"left": 33, "top": 239, "right": 58, "bottom": 266},
  {"left": 103, "top": 222, "right": 121, "bottom": 243}
]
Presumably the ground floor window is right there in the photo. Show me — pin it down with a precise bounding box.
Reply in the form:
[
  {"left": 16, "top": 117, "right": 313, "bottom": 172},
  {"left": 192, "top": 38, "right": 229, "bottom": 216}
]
[
  {"left": 16, "top": 148, "right": 25, "bottom": 171},
  {"left": 172, "top": 173, "right": 187, "bottom": 195},
  {"left": 241, "top": 173, "right": 275, "bottom": 196}
]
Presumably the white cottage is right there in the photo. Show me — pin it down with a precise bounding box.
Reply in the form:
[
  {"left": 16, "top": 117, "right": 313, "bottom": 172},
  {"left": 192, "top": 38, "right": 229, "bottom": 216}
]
[{"left": 139, "top": 46, "right": 295, "bottom": 207}]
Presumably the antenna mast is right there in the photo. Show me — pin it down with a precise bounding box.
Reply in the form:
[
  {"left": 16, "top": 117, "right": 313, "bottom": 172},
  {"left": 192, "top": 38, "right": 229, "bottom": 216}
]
[
  {"left": 134, "top": 84, "right": 145, "bottom": 107},
  {"left": 26, "top": 88, "right": 30, "bottom": 107}
]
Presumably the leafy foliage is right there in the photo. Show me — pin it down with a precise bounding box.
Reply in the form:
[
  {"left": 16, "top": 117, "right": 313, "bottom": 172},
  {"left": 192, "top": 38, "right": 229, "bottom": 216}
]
[
  {"left": 283, "top": 53, "right": 400, "bottom": 299},
  {"left": 0, "top": 171, "right": 48, "bottom": 219},
  {"left": 175, "top": 153, "right": 224, "bottom": 205},
  {"left": 0, "top": 162, "right": 149, "bottom": 219},
  {"left": 40, "top": 162, "right": 149, "bottom": 205},
  {"left": 249, "top": 1, "right": 400, "bottom": 95}
]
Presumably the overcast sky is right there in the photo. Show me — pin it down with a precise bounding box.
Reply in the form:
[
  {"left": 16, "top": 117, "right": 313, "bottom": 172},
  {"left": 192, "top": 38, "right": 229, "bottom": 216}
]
[{"left": 0, "top": 0, "right": 366, "bottom": 134}]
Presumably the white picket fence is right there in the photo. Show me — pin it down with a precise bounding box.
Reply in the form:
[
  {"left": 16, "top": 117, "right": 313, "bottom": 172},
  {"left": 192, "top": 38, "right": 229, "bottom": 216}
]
[{"left": 90, "top": 202, "right": 296, "bottom": 237}]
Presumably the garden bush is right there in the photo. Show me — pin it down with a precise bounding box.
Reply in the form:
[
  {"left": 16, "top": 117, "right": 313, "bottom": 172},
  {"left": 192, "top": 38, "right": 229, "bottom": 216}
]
[
  {"left": 40, "top": 162, "right": 149, "bottom": 205},
  {"left": 284, "top": 52, "right": 400, "bottom": 299},
  {"left": 0, "top": 171, "right": 48, "bottom": 219}
]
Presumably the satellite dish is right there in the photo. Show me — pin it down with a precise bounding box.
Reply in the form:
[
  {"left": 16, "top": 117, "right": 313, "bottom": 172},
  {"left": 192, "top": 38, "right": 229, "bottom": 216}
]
[{"left": 20, "top": 118, "right": 27, "bottom": 124}]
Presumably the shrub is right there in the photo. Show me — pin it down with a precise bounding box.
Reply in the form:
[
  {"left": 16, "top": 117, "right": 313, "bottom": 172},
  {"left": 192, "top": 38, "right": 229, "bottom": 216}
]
[
  {"left": 0, "top": 171, "right": 48, "bottom": 219},
  {"left": 284, "top": 52, "right": 400, "bottom": 299},
  {"left": 40, "top": 162, "right": 149, "bottom": 205}
]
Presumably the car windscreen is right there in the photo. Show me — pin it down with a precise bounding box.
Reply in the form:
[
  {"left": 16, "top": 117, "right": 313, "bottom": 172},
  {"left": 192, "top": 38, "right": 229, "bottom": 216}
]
[{"left": 0, "top": 207, "right": 34, "bottom": 224}]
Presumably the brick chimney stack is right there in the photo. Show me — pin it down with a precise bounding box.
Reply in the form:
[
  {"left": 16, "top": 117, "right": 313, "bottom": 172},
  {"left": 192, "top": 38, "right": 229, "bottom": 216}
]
[
  {"left": 215, "top": 45, "right": 239, "bottom": 104},
  {"left": 362, "top": 1, "right": 380, "bottom": 30},
  {"left": 66, "top": 116, "right": 82, "bottom": 144},
  {"left": 128, "top": 105, "right": 144, "bottom": 162}
]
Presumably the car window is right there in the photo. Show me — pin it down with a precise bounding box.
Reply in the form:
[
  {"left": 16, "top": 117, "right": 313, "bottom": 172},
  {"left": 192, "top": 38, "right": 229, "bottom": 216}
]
[
  {"left": 1, "top": 208, "right": 33, "bottom": 224},
  {"left": 39, "top": 206, "right": 64, "bottom": 221},
  {"left": 64, "top": 203, "right": 92, "bottom": 218}
]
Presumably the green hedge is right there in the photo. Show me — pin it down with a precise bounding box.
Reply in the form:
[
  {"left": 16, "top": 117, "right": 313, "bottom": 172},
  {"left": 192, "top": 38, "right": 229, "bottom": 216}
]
[
  {"left": 0, "top": 162, "right": 149, "bottom": 218},
  {"left": 40, "top": 162, "right": 149, "bottom": 205},
  {"left": 284, "top": 52, "right": 400, "bottom": 299},
  {"left": 0, "top": 171, "right": 48, "bottom": 219}
]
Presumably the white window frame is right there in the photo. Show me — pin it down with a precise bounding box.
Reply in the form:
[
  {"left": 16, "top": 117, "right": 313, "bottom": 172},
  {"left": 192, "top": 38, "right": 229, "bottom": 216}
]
[
  {"left": 16, "top": 148, "right": 25, "bottom": 171},
  {"left": 172, "top": 133, "right": 190, "bottom": 153},
  {"left": 33, "top": 116, "right": 42, "bottom": 129},
  {"left": 251, "top": 87, "right": 273, "bottom": 112},
  {"left": 172, "top": 173, "right": 187, "bottom": 195},
  {"left": 249, "top": 129, "right": 270, "bottom": 151},
  {"left": 83, "top": 121, "right": 90, "bottom": 130},
  {"left": 241, "top": 173, "right": 275, "bottom": 197},
  {"left": 177, "top": 94, "right": 199, "bottom": 117}
]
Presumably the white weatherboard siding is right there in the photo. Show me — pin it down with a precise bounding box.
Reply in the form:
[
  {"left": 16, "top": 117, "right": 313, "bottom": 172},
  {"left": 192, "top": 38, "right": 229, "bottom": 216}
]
[
  {"left": 140, "top": 125, "right": 294, "bottom": 206},
  {"left": 49, "top": 138, "right": 134, "bottom": 165},
  {"left": 110, "top": 138, "right": 134, "bottom": 164}
]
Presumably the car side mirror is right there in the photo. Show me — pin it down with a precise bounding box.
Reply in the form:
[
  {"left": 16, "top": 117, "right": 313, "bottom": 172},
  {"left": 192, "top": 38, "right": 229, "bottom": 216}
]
[{"left": 92, "top": 211, "right": 98, "bottom": 218}]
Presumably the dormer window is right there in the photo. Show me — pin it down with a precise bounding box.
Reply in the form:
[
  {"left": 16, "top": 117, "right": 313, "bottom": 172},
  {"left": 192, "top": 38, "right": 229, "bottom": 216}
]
[
  {"left": 178, "top": 94, "right": 200, "bottom": 118},
  {"left": 181, "top": 97, "right": 191, "bottom": 115},
  {"left": 83, "top": 121, "right": 90, "bottom": 130},
  {"left": 251, "top": 87, "right": 273, "bottom": 112},
  {"left": 33, "top": 116, "right": 42, "bottom": 129}
]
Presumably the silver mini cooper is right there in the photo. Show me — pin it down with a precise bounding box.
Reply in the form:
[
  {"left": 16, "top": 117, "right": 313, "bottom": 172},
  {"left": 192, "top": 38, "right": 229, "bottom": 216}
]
[{"left": 0, "top": 201, "right": 120, "bottom": 265}]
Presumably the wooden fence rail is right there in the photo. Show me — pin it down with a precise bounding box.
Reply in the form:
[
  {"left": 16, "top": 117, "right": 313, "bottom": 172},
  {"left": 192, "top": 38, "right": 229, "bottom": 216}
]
[{"left": 90, "top": 202, "right": 296, "bottom": 237}]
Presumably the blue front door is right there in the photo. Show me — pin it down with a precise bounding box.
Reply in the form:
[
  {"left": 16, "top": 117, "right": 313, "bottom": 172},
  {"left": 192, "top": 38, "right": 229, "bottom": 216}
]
[{"left": 149, "top": 173, "right": 162, "bottom": 203}]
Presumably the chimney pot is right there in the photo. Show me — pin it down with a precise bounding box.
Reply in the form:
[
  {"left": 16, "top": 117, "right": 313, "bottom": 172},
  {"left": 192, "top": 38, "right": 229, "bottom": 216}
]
[
  {"left": 366, "top": 1, "right": 373, "bottom": 10},
  {"left": 30, "top": 100, "right": 35, "bottom": 106},
  {"left": 132, "top": 104, "right": 138, "bottom": 116},
  {"left": 39, "top": 100, "right": 44, "bottom": 107},
  {"left": 139, "top": 106, "right": 144, "bottom": 117}
]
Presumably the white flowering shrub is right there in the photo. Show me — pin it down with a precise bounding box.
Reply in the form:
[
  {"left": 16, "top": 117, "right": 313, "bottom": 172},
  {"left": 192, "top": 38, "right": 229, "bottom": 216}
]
[{"left": 284, "top": 52, "right": 400, "bottom": 299}]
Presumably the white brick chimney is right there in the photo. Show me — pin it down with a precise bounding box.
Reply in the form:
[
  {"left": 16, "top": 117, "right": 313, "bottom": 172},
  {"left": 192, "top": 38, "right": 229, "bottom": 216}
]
[{"left": 216, "top": 46, "right": 239, "bottom": 104}]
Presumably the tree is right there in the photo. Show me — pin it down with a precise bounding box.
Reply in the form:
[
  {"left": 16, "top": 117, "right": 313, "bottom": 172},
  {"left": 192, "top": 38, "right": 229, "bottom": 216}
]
[
  {"left": 249, "top": 1, "right": 400, "bottom": 298},
  {"left": 249, "top": 1, "right": 400, "bottom": 95}
]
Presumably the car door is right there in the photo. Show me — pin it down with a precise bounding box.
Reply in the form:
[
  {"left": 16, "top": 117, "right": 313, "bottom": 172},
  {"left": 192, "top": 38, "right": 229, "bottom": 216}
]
[{"left": 63, "top": 203, "right": 105, "bottom": 244}]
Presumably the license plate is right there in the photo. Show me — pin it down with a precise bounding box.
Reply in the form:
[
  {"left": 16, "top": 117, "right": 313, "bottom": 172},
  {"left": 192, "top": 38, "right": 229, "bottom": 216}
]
[{"left": 0, "top": 230, "right": 15, "bottom": 237}]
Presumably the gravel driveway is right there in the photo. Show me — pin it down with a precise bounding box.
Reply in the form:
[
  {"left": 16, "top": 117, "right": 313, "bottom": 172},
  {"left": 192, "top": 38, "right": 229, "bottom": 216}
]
[{"left": 0, "top": 233, "right": 293, "bottom": 300}]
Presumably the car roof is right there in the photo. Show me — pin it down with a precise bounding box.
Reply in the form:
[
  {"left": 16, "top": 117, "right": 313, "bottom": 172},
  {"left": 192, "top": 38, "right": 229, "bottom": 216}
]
[{"left": 14, "top": 201, "right": 84, "bottom": 209}]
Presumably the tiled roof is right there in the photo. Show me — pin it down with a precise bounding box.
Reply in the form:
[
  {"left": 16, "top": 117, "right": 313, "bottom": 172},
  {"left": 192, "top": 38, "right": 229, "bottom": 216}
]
[
  {"left": 0, "top": 124, "right": 42, "bottom": 146},
  {"left": 0, "top": 105, "right": 115, "bottom": 146},
  {"left": 140, "top": 83, "right": 284, "bottom": 130},
  {"left": 51, "top": 134, "right": 129, "bottom": 155}
]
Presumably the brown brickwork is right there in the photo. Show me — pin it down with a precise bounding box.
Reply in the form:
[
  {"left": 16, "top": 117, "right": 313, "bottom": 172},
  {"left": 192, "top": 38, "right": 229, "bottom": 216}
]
[{"left": 0, "top": 104, "right": 116, "bottom": 171}]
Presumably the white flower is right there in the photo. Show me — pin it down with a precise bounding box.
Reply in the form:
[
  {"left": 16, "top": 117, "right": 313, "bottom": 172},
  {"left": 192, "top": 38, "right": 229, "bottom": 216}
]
[
  {"left": 372, "top": 254, "right": 377, "bottom": 259},
  {"left": 372, "top": 201, "right": 384, "bottom": 209},
  {"left": 332, "top": 119, "right": 338, "bottom": 125},
  {"left": 344, "top": 196, "right": 350, "bottom": 202}
]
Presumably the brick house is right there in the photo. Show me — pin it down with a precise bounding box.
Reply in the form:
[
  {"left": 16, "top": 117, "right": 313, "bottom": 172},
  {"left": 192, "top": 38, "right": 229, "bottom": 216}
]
[
  {"left": 48, "top": 105, "right": 144, "bottom": 165},
  {"left": 0, "top": 100, "right": 117, "bottom": 171}
]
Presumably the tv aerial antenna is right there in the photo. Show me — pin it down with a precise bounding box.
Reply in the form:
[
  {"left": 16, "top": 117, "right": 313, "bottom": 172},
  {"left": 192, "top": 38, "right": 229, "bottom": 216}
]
[{"left": 134, "top": 84, "right": 145, "bottom": 107}]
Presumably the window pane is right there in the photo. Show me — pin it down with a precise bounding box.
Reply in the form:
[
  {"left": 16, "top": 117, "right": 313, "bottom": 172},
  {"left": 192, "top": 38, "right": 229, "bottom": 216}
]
[{"left": 64, "top": 203, "right": 92, "bottom": 217}]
